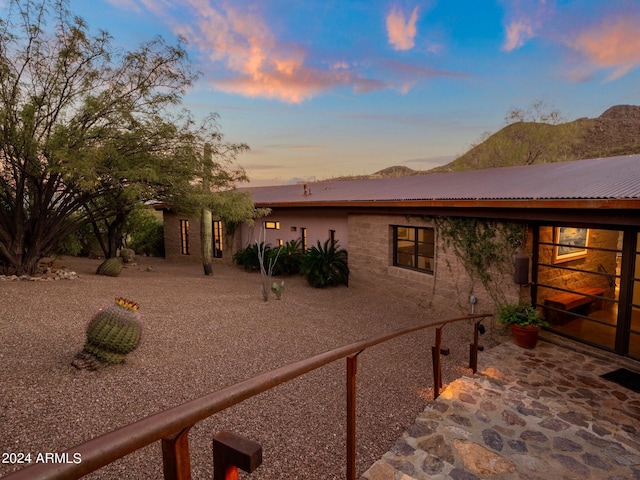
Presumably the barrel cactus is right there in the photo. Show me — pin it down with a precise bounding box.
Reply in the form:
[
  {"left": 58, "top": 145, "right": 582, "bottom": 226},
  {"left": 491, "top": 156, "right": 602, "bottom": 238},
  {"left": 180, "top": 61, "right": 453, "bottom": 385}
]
[
  {"left": 119, "top": 248, "right": 135, "bottom": 264},
  {"left": 96, "top": 257, "right": 124, "bottom": 277},
  {"left": 72, "top": 298, "right": 142, "bottom": 370}
]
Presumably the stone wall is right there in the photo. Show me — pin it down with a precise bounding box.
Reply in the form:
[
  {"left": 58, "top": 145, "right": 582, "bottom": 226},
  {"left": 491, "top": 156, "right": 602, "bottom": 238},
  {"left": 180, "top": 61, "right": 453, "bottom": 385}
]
[
  {"left": 163, "top": 212, "right": 202, "bottom": 262},
  {"left": 347, "top": 214, "right": 522, "bottom": 321},
  {"left": 163, "top": 211, "right": 234, "bottom": 265}
]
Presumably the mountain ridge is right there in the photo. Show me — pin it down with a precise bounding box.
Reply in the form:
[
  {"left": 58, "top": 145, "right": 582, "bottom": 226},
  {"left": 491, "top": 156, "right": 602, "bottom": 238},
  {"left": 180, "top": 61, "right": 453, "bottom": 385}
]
[{"left": 333, "top": 105, "right": 640, "bottom": 180}]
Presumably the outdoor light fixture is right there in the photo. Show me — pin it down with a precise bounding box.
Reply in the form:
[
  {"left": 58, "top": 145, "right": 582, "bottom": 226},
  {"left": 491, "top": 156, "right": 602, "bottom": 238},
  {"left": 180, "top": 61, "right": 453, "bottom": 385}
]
[{"left": 514, "top": 252, "right": 529, "bottom": 285}]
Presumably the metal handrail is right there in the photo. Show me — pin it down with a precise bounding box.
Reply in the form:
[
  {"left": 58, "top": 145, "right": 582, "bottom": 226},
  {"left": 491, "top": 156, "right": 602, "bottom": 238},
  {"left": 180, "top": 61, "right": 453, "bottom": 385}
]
[{"left": 2, "top": 312, "right": 491, "bottom": 480}]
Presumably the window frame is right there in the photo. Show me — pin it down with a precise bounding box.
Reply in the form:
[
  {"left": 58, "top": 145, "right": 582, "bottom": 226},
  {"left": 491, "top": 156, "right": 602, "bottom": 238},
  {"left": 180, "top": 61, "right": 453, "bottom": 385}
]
[
  {"left": 392, "top": 225, "right": 435, "bottom": 274},
  {"left": 179, "top": 219, "right": 190, "bottom": 255},
  {"left": 212, "top": 220, "right": 223, "bottom": 258}
]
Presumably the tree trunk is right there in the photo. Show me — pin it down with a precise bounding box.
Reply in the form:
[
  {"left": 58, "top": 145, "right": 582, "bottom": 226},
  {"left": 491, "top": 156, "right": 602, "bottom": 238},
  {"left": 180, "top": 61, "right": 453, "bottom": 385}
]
[{"left": 201, "top": 207, "right": 213, "bottom": 275}]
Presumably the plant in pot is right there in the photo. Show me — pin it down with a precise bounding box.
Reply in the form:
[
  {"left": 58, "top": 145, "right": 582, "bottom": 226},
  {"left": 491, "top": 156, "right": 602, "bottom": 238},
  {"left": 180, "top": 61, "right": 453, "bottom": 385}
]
[{"left": 497, "top": 302, "right": 548, "bottom": 349}]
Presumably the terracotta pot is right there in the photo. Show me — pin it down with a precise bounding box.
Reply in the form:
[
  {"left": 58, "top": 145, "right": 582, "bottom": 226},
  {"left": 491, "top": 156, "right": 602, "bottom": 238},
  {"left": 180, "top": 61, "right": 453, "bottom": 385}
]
[{"left": 510, "top": 324, "right": 541, "bottom": 349}]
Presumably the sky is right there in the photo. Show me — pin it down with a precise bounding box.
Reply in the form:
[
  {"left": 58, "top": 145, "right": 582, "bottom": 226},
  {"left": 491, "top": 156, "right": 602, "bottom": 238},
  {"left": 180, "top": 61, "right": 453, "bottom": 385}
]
[{"left": 27, "top": 1, "right": 640, "bottom": 184}]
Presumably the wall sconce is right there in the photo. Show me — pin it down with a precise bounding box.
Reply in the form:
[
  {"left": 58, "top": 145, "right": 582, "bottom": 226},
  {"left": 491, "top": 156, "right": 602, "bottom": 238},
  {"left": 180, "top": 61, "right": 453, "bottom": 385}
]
[{"left": 514, "top": 252, "right": 529, "bottom": 285}]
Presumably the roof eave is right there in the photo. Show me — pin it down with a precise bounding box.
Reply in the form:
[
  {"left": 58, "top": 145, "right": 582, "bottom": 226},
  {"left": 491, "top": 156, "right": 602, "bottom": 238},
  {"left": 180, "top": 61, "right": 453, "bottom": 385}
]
[{"left": 254, "top": 198, "right": 640, "bottom": 209}]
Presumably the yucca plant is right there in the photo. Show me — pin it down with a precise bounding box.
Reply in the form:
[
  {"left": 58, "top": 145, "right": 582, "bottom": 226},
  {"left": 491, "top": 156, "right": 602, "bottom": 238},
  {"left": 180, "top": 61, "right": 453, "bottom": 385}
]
[{"left": 301, "top": 239, "right": 349, "bottom": 288}]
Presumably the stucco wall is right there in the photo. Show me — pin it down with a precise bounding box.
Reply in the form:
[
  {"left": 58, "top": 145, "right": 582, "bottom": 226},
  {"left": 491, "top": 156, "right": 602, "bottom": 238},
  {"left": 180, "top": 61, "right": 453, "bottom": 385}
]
[
  {"left": 166, "top": 208, "right": 525, "bottom": 320},
  {"left": 240, "top": 209, "right": 349, "bottom": 251},
  {"left": 347, "top": 213, "right": 522, "bottom": 319}
]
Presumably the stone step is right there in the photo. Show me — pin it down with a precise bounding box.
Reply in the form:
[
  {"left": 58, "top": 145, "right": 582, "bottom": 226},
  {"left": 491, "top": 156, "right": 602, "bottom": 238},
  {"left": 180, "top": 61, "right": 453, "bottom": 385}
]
[{"left": 361, "top": 341, "right": 640, "bottom": 480}]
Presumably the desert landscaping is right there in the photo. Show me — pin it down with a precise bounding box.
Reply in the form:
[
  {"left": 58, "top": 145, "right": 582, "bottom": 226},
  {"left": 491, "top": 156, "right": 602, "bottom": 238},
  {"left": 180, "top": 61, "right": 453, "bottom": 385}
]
[{"left": 0, "top": 256, "right": 483, "bottom": 479}]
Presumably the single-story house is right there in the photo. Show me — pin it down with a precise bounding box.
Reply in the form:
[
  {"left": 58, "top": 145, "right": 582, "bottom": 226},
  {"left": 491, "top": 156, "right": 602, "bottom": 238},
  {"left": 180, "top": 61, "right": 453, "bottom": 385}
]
[{"left": 160, "top": 154, "right": 640, "bottom": 360}]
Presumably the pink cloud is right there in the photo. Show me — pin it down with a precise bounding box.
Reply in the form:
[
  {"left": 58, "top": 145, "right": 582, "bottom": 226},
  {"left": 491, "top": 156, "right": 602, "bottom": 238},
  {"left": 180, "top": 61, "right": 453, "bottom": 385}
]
[
  {"left": 386, "top": 5, "right": 420, "bottom": 51},
  {"left": 164, "top": 1, "right": 386, "bottom": 102},
  {"left": 213, "top": 67, "right": 385, "bottom": 103},
  {"left": 568, "top": 15, "right": 640, "bottom": 80},
  {"left": 107, "top": 0, "right": 457, "bottom": 102},
  {"left": 503, "top": 19, "right": 534, "bottom": 51},
  {"left": 500, "top": 0, "right": 555, "bottom": 51}
]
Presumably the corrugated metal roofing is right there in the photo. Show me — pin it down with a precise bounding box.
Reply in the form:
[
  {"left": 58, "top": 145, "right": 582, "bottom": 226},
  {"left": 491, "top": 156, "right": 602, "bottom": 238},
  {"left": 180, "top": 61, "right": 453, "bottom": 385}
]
[{"left": 244, "top": 155, "right": 640, "bottom": 205}]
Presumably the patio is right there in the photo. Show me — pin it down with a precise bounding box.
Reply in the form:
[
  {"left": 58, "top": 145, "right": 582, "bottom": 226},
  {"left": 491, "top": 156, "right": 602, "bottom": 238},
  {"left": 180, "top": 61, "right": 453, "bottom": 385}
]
[{"left": 362, "top": 333, "right": 640, "bottom": 480}]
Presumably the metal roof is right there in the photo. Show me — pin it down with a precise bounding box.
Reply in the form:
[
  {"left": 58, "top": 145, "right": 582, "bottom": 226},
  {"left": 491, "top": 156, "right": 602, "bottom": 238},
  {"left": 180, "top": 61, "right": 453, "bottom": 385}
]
[{"left": 243, "top": 155, "right": 640, "bottom": 206}]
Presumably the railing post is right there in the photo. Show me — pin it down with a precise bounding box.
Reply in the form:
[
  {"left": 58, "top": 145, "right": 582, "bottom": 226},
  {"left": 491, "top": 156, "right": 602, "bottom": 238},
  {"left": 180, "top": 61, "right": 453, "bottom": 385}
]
[
  {"left": 161, "top": 426, "right": 193, "bottom": 480},
  {"left": 212, "top": 430, "right": 262, "bottom": 480},
  {"left": 432, "top": 326, "right": 443, "bottom": 399},
  {"left": 469, "top": 320, "right": 480, "bottom": 373},
  {"left": 346, "top": 353, "right": 359, "bottom": 480}
]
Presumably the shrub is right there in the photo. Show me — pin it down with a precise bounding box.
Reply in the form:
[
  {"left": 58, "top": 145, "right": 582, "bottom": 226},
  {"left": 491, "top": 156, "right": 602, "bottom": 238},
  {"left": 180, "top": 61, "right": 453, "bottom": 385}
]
[
  {"left": 233, "top": 242, "right": 271, "bottom": 271},
  {"left": 301, "top": 239, "right": 349, "bottom": 288},
  {"left": 127, "top": 210, "right": 165, "bottom": 257},
  {"left": 53, "top": 222, "right": 98, "bottom": 257},
  {"left": 270, "top": 239, "right": 303, "bottom": 275}
]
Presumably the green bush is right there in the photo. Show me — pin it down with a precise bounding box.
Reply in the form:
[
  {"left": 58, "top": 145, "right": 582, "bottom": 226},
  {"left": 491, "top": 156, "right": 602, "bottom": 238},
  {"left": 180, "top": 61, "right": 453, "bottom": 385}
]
[
  {"left": 53, "top": 222, "right": 99, "bottom": 257},
  {"left": 270, "top": 239, "right": 303, "bottom": 275},
  {"left": 127, "top": 210, "right": 165, "bottom": 257},
  {"left": 53, "top": 231, "right": 84, "bottom": 257},
  {"left": 301, "top": 239, "right": 349, "bottom": 288},
  {"left": 233, "top": 242, "right": 271, "bottom": 271}
]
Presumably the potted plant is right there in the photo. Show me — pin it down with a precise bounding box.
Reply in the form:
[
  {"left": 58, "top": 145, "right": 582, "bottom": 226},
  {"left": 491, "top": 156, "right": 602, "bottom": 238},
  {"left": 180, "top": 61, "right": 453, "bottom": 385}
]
[{"left": 497, "top": 302, "right": 548, "bottom": 349}]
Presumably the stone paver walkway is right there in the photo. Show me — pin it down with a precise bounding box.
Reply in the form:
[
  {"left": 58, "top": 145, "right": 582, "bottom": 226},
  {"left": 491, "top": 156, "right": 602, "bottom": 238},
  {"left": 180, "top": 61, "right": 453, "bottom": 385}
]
[{"left": 361, "top": 333, "right": 640, "bottom": 480}]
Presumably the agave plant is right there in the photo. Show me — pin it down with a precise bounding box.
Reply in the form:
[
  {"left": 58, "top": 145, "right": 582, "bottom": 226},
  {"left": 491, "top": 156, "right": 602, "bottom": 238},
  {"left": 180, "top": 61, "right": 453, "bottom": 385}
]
[{"left": 301, "top": 239, "right": 349, "bottom": 288}]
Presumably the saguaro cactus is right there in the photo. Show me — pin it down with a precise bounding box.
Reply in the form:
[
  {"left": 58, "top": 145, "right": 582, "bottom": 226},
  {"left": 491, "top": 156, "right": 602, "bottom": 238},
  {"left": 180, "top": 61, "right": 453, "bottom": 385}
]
[{"left": 72, "top": 298, "right": 142, "bottom": 370}]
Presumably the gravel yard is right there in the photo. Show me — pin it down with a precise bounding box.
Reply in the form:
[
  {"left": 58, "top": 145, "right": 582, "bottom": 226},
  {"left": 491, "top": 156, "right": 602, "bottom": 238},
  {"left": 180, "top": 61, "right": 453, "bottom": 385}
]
[{"left": 0, "top": 256, "right": 484, "bottom": 479}]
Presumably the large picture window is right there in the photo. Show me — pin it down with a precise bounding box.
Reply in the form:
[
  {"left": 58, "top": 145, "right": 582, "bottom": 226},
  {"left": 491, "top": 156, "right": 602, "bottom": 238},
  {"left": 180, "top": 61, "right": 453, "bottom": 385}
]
[{"left": 393, "top": 226, "right": 434, "bottom": 273}]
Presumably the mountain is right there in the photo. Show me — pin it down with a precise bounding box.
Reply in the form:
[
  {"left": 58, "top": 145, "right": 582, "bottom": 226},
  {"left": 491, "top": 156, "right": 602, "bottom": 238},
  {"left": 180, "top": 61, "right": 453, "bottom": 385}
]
[
  {"left": 429, "top": 105, "right": 640, "bottom": 173},
  {"left": 329, "top": 165, "right": 418, "bottom": 181},
  {"left": 326, "top": 105, "right": 640, "bottom": 181}
]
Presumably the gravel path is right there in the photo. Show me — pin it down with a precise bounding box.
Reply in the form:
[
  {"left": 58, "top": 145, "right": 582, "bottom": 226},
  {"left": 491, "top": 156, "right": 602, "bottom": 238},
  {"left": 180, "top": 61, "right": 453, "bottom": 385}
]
[{"left": 0, "top": 256, "right": 484, "bottom": 479}]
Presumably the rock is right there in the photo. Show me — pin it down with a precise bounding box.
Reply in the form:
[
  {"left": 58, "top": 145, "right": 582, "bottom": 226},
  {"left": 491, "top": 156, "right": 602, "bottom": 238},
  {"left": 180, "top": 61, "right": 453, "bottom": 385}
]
[
  {"left": 361, "top": 460, "right": 396, "bottom": 480},
  {"left": 453, "top": 439, "right": 515, "bottom": 476}
]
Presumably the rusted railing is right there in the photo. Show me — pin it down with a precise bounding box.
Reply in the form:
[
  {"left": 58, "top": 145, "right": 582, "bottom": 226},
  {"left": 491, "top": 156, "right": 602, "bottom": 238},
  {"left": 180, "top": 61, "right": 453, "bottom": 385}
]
[{"left": 2, "top": 313, "right": 490, "bottom": 480}]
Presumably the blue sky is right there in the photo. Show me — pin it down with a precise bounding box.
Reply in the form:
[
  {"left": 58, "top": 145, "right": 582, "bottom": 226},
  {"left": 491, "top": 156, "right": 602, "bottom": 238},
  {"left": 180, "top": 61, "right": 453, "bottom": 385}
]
[{"left": 58, "top": 1, "right": 640, "bottom": 184}]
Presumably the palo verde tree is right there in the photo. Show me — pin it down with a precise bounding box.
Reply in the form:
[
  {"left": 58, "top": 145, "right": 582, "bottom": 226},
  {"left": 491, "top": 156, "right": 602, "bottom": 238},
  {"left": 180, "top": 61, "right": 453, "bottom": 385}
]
[
  {"left": 0, "top": 0, "right": 249, "bottom": 274},
  {"left": 84, "top": 113, "right": 250, "bottom": 261}
]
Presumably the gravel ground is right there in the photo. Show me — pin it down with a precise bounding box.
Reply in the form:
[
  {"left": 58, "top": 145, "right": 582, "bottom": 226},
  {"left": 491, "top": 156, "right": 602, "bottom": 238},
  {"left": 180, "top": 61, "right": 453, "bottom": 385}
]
[{"left": 0, "top": 256, "right": 486, "bottom": 479}]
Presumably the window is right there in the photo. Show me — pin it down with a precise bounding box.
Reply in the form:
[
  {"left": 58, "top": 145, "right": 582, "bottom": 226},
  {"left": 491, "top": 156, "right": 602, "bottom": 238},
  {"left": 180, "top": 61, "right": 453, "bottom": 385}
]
[
  {"left": 329, "top": 229, "right": 336, "bottom": 243},
  {"left": 393, "top": 226, "right": 434, "bottom": 273},
  {"left": 264, "top": 221, "right": 280, "bottom": 230},
  {"left": 180, "top": 220, "right": 190, "bottom": 255},
  {"left": 301, "top": 227, "right": 307, "bottom": 250},
  {"left": 213, "top": 220, "right": 223, "bottom": 258}
]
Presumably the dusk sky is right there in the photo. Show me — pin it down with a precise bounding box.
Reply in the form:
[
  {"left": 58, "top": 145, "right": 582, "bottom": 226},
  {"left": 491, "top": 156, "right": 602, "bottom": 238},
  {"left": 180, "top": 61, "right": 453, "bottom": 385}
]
[{"left": 60, "top": 1, "right": 640, "bottom": 184}]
